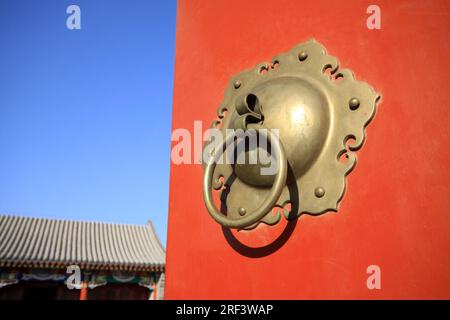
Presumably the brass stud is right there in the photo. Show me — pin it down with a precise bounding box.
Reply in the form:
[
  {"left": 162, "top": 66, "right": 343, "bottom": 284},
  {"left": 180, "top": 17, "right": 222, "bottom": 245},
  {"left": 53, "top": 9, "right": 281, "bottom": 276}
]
[
  {"left": 234, "top": 80, "right": 242, "bottom": 89},
  {"left": 349, "top": 97, "right": 360, "bottom": 110},
  {"left": 298, "top": 51, "right": 308, "bottom": 61},
  {"left": 238, "top": 207, "right": 247, "bottom": 216},
  {"left": 314, "top": 187, "right": 325, "bottom": 198}
]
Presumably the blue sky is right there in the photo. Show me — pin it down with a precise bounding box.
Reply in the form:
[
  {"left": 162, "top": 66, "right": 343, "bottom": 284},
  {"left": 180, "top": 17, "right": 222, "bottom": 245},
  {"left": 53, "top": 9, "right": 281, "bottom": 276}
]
[{"left": 0, "top": 1, "right": 177, "bottom": 245}]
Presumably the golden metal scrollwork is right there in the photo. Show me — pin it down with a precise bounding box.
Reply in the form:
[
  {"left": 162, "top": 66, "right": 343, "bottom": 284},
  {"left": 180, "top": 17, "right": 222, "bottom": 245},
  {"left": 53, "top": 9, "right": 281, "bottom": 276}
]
[{"left": 203, "top": 39, "right": 380, "bottom": 230}]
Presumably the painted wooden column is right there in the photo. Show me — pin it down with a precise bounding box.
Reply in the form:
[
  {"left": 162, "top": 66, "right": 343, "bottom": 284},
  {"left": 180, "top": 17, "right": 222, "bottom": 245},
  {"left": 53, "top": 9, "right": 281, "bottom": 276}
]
[{"left": 79, "top": 282, "right": 88, "bottom": 300}]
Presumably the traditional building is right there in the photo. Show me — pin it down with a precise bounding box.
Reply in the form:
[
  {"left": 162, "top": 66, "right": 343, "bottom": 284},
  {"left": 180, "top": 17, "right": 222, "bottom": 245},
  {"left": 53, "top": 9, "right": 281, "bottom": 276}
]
[{"left": 0, "top": 215, "right": 165, "bottom": 300}]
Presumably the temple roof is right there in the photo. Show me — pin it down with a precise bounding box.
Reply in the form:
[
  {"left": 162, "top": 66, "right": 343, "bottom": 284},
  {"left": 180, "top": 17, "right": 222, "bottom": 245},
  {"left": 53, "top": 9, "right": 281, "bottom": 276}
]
[{"left": 0, "top": 215, "right": 165, "bottom": 271}]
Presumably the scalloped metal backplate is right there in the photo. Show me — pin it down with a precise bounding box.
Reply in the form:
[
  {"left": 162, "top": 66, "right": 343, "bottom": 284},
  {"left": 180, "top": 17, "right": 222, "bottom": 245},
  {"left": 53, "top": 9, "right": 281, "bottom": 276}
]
[{"left": 207, "top": 39, "right": 380, "bottom": 229}]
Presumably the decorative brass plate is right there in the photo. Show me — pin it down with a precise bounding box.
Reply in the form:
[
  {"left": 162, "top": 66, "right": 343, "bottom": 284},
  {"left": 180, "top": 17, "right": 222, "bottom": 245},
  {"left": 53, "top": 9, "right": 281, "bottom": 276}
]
[{"left": 203, "top": 39, "right": 380, "bottom": 229}]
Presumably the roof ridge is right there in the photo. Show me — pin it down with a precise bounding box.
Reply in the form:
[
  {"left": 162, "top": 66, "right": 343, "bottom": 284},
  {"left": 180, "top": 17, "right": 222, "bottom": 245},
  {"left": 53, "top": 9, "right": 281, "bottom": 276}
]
[
  {"left": 146, "top": 220, "right": 166, "bottom": 252},
  {"left": 0, "top": 214, "right": 151, "bottom": 228}
]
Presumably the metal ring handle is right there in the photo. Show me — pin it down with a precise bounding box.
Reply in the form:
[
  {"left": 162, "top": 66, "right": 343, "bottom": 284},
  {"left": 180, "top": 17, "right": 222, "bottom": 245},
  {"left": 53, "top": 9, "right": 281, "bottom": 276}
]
[{"left": 202, "top": 129, "right": 287, "bottom": 229}]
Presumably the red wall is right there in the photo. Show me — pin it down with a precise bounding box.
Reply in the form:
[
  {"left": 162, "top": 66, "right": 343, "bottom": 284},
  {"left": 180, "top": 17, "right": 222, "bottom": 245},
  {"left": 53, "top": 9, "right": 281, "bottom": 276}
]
[{"left": 165, "top": 0, "right": 450, "bottom": 299}]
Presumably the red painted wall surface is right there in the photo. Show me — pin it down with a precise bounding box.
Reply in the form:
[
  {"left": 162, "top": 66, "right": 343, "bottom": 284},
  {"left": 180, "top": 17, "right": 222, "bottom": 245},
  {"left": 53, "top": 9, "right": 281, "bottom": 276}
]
[{"left": 165, "top": 0, "right": 450, "bottom": 299}]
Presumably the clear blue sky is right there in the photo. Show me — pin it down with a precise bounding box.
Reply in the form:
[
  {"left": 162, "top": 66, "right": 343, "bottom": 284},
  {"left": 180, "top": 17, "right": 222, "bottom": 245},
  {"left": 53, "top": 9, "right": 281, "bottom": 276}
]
[{"left": 0, "top": 1, "right": 177, "bottom": 245}]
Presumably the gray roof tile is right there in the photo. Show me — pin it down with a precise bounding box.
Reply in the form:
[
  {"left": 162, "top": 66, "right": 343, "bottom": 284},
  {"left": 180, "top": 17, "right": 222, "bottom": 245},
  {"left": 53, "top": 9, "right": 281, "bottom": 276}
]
[{"left": 0, "top": 215, "right": 165, "bottom": 271}]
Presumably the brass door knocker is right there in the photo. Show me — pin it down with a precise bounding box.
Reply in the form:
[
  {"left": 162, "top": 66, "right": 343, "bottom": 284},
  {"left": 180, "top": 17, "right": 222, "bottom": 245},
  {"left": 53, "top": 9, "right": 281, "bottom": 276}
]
[{"left": 203, "top": 39, "right": 380, "bottom": 230}]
